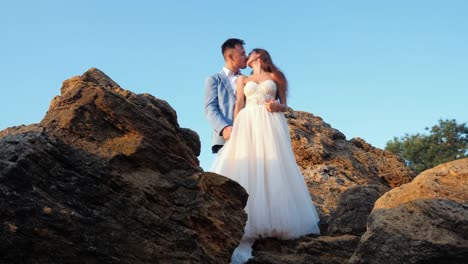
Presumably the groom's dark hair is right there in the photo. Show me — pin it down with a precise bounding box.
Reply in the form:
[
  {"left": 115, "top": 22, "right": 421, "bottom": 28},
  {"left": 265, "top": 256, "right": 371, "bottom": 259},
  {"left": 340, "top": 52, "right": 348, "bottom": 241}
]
[{"left": 221, "top": 38, "right": 245, "bottom": 55}]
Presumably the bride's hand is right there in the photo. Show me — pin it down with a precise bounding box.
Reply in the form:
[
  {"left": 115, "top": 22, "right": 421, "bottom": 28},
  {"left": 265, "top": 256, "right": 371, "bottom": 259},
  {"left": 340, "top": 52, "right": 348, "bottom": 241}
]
[{"left": 265, "top": 100, "right": 284, "bottom": 112}]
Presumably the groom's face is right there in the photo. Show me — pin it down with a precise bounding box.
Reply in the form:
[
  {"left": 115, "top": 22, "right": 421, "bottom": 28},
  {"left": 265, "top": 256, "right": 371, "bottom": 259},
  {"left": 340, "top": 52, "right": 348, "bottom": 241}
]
[{"left": 232, "top": 44, "right": 247, "bottom": 69}]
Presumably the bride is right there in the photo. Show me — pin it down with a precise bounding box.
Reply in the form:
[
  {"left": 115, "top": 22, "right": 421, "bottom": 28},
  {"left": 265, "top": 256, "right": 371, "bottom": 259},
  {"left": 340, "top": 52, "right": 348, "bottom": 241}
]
[{"left": 210, "top": 48, "right": 320, "bottom": 264}]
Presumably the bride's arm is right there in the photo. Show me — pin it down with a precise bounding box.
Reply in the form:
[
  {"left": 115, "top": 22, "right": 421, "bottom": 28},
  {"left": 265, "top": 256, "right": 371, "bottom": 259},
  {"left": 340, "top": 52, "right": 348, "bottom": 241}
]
[
  {"left": 234, "top": 76, "right": 247, "bottom": 121},
  {"left": 276, "top": 80, "right": 287, "bottom": 111}
]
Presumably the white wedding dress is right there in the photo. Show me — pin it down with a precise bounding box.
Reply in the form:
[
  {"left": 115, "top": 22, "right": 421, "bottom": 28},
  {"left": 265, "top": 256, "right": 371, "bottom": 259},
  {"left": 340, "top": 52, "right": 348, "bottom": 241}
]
[{"left": 210, "top": 80, "right": 321, "bottom": 264}]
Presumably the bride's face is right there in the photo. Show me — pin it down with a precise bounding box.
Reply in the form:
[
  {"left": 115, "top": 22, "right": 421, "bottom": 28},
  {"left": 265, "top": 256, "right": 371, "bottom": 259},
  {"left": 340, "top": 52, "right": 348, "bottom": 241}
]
[{"left": 247, "top": 52, "right": 260, "bottom": 68}]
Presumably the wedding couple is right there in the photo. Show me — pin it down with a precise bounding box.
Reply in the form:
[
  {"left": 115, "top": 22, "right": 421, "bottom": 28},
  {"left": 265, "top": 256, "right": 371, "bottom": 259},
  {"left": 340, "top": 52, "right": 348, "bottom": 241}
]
[{"left": 204, "top": 38, "right": 320, "bottom": 264}]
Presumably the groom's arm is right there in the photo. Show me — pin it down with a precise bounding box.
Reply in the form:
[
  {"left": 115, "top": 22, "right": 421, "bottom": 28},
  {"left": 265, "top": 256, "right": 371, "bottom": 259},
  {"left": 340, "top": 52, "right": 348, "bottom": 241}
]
[{"left": 204, "top": 75, "right": 231, "bottom": 134}]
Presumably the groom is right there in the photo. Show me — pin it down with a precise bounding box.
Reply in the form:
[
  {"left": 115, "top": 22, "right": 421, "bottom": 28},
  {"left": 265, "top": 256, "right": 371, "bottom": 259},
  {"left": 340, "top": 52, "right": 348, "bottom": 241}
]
[{"left": 204, "top": 38, "right": 247, "bottom": 153}]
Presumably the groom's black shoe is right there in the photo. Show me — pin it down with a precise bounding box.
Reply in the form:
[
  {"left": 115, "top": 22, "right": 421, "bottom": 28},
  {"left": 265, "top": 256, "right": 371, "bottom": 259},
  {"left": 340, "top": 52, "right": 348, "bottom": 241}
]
[{"left": 212, "top": 145, "right": 223, "bottom": 154}]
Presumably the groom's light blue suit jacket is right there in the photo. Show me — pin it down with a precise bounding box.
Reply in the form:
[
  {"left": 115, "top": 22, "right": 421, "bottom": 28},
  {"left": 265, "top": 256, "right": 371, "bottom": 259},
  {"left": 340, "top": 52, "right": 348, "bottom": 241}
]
[{"left": 204, "top": 70, "right": 236, "bottom": 151}]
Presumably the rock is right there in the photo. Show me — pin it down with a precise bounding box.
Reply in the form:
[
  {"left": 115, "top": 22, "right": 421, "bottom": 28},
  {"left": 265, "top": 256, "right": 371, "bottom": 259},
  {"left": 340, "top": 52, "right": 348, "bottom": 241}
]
[
  {"left": 350, "top": 199, "right": 468, "bottom": 264},
  {"left": 41, "top": 68, "right": 200, "bottom": 168},
  {"left": 327, "top": 185, "right": 389, "bottom": 236},
  {"left": 286, "top": 110, "right": 414, "bottom": 232},
  {"left": 0, "top": 68, "right": 248, "bottom": 264},
  {"left": 374, "top": 158, "right": 468, "bottom": 209},
  {"left": 247, "top": 234, "right": 360, "bottom": 264},
  {"left": 350, "top": 158, "right": 468, "bottom": 263}
]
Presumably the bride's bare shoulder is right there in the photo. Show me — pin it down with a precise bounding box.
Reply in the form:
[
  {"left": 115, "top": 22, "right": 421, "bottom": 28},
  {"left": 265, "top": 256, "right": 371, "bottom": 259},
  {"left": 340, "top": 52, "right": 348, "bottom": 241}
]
[
  {"left": 238, "top": 75, "right": 248, "bottom": 80},
  {"left": 236, "top": 75, "right": 249, "bottom": 86}
]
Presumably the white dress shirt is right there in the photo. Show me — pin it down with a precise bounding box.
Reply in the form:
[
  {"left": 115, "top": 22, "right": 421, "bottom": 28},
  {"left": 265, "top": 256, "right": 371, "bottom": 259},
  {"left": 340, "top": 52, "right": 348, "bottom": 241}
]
[{"left": 223, "top": 67, "right": 240, "bottom": 95}]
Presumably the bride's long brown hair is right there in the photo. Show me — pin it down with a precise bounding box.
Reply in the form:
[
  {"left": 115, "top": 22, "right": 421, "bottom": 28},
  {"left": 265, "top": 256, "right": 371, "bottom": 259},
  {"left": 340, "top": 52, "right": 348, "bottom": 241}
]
[{"left": 251, "top": 48, "right": 288, "bottom": 96}]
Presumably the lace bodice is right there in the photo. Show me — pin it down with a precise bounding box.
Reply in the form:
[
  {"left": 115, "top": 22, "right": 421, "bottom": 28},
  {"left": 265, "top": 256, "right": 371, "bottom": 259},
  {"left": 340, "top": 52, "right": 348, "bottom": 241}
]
[{"left": 244, "top": 80, "right": 277, "bottom": 106}]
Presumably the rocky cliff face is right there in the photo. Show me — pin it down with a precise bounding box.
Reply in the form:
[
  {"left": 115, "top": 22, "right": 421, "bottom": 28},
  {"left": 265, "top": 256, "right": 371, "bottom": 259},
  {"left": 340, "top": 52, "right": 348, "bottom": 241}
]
[
  {"left": 2, "top": 68, "right": 463, "bottom": 264},
  {"left": 0, "top": 68, "right": 248, "bottom": 264}
]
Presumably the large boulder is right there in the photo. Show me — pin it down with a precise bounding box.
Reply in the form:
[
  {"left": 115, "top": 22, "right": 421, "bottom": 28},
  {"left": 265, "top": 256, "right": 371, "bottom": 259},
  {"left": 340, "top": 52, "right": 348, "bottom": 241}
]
[
  {"left": 374, "top": 157, "right": 468, "bottom": 208},
  {"left": 350, "top": 158, "right": 468, "bottom": 263},
  {"left": 0, "top": 68, "right": 248, "bottom": 264}
]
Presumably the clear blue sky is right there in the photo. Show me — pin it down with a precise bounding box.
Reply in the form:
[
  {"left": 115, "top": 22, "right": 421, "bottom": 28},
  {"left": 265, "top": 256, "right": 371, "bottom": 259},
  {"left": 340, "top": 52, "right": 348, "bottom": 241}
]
[{"left": 1, "top": 1, "right": 467, "bottom": 170}]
